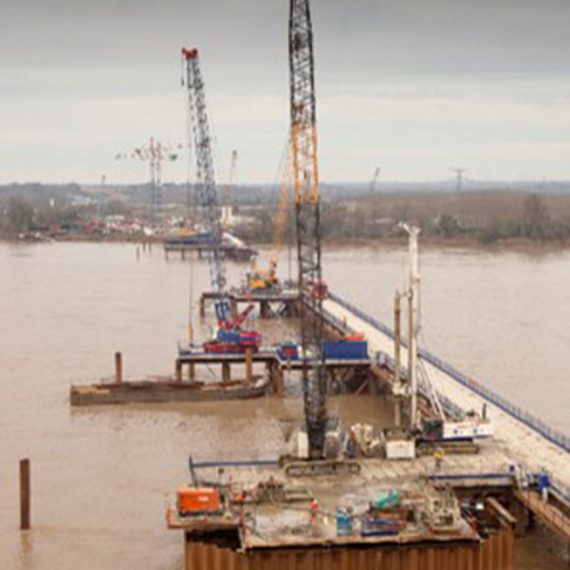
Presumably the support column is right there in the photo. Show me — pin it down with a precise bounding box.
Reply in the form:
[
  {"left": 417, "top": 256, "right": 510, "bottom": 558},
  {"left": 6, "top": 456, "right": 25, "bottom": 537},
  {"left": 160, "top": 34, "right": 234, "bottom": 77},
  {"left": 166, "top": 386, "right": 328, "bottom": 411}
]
[
  {"left": 222, "top": 362, "right": 231, "bottom": 383},
  {"left": 245, "top": 349, "right": 253, "bottom": 385},
  {"left": 394, "top": 292, "right": 402, "bottom": 428},
  {"left": 20, "top": 458, "right": 30, "bottom": 530},
  {"left": 510, "top": 498, "right": 530, "bottom": 537},
  {"left": 270, "top": 362, "right": 284, "bottom": 397},
  {"left": 328, "top": 369, "right": 337, "bottom": 396},
  {"left": 408, "top": 288, "right": 417, "bottom": 429},
  {"left": 188, "top": 362, "right": 196, "bottom": 382},
  {"left": 175, "top": 360, "right": 183, "bottom": 382}
]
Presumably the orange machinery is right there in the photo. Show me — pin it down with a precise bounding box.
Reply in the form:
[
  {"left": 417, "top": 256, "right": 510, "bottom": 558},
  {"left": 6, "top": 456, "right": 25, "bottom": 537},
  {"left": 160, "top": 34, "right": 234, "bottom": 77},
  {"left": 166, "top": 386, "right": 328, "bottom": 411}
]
[{"left": 177, "top": 487, "right": 221, "bottom": 516}]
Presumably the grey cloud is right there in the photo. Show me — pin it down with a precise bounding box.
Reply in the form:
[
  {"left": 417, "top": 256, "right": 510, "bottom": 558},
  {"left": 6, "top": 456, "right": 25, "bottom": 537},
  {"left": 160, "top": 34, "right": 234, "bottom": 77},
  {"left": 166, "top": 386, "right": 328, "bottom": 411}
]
[{"left": 2, "top": 0, "right": 569, "bottom": 73}]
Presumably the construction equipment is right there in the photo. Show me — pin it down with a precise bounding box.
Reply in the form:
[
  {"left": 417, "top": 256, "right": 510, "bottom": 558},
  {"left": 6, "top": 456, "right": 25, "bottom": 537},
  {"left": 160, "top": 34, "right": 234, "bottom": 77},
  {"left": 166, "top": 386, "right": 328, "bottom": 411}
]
[
  {"left": 182, "top": 48, "right": 226, "bottom": 319},
  {"left": 222, "top": 149, "right": 238, "bottom": 230},
  {"left": 115, "top": 138, "right": 181, "bottom": 222},
  {"left": 247, "top": 258, "right": 279, "bottom": 292},
  {"left": 204, "top": 304, "right": 261, "bottom": 353},
  {"left": 452, "top": 167, "right": 466, "bottom": 192},
  {"left": 182, "top": 47, "right": 261, "bottom": 345},
  {"left": 247, "top": 147, "right": 293, "bottom": 293},
  {"left": 398, "top": 223, "right": 493, "bottom": 448},
  {"left": 177, "top": 487, "right": 221, "bottom": 516},
  {"left": 423, "top": 484, "right": 462, "bottom": 533},
  {"left": 289, "top": 0, "right": 328, "bottom": 460}
]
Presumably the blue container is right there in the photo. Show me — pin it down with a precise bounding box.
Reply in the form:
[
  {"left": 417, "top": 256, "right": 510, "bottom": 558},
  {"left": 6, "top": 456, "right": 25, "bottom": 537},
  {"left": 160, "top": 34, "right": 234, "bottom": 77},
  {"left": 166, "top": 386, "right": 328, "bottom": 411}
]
[
  {"left": 278, "top": 343, "right": 299, "bottom": 361},
  {"left": 322, "top": 340, "right": 368, "bottom": 360},
  {"left": 217, "top": 330, "right": 240, "bottom": 343},
  {"left": 336, "top": 509, "right": 353, "bottom": 536}
]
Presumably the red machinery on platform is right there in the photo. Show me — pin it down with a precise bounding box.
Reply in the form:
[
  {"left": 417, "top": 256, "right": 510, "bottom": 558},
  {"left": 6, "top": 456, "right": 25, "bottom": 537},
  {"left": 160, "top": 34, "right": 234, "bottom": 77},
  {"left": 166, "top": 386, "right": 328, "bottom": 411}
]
[{"left": 203, "top": 304, "right": 262, "bottom": 354}]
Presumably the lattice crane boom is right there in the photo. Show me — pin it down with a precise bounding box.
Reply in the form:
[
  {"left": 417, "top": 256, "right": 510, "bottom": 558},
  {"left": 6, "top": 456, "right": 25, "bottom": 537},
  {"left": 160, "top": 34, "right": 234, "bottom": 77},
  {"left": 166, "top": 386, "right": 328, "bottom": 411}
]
[
  {"left": 182, "top": 48, "right": 229, "bottom": 323},
  {"left": 223, "top": 150, "right": 238, "bottom": 230},
  {"left": 271, "top": 148, "right": 293, "bottom": 266},
  {"left": 115, "top": 138, "right": 180, "bottom": 222},
  {"left": 289, "top": 0, "right": 327, "bottom": 458}
]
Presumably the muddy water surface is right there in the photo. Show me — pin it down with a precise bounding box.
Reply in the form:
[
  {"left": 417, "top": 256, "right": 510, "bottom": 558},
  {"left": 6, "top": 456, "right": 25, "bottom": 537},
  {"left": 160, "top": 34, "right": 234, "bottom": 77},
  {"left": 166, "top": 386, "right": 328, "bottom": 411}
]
[{"left": 0, "top": 242, "right": 568, "bottom": 569}]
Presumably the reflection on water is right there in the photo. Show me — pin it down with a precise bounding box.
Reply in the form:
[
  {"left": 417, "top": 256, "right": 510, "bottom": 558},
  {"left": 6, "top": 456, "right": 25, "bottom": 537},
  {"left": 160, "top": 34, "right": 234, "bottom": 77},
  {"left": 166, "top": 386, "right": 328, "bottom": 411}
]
[{"left": 0, "top": 242, "right": 568, "bottom": 569}]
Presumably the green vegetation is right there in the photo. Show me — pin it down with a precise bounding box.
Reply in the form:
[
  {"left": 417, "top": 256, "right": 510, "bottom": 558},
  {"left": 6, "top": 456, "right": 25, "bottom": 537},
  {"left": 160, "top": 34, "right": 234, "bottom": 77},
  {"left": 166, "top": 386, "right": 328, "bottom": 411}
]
[
  {"left": 2, "top": 182, "right": 570, "bottom": 247},
  {"left": 315, "top": 191, "right": 570, "bottom": 246}
]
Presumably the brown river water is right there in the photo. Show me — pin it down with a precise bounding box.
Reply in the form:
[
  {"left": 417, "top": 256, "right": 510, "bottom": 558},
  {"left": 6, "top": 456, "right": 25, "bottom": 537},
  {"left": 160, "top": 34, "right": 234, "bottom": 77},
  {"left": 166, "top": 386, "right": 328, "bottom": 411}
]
[{"left": 0, "top": 242, "right": 568, "bottom": 569}]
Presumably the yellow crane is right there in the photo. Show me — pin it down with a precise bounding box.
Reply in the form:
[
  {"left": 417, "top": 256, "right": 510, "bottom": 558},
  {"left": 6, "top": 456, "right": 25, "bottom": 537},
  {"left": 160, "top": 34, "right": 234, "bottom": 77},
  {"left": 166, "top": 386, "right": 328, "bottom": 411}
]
[{"left": 248, "top": 146, "right": 293, "bottom": 291}]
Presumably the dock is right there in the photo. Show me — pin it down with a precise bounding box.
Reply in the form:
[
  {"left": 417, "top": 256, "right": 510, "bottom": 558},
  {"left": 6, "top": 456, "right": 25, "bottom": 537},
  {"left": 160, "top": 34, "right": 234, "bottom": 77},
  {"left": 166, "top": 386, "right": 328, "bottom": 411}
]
[
  {"left": 175, "top": 346, "right": 373, "bottom": 397},
  {"left": 200, "top": 289, "right": 300, "bottom": 318},
  {"left": 163, "top": 238, "right": 257, "bottom": 262}
]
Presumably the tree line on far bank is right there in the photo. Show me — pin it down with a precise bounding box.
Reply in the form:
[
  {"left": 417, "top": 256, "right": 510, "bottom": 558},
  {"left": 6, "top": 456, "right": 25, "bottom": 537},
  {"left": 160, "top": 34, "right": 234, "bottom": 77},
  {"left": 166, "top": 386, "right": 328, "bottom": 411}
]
[{"left": 2, "top": 183, "right": 570, "bottom": 246}]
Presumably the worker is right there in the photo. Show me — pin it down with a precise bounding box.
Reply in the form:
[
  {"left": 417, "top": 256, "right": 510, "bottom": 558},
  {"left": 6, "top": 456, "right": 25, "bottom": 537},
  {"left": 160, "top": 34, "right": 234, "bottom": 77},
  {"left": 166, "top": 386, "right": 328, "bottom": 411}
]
[
  {"left": 345, "top": 429, "right": 358, "bottom": 459},
  {"left": 309, "top": 499, "right": 319, "bottom": 536},
  {"left": 537, "top": 471, "right": 550, "bottom": 503},
  {"left": 434, "top": 447, "right": 445, "bottom": 471}
]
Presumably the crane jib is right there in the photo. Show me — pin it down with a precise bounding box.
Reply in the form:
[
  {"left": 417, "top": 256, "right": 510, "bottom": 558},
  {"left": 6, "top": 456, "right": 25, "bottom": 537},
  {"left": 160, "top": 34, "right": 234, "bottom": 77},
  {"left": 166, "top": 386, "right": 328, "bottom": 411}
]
[
  {"left": 182, "top": 47, "right": 230, "bottom": 324},
  {"left": 289, "top": 0, "right": 327, "bottom": 459}
]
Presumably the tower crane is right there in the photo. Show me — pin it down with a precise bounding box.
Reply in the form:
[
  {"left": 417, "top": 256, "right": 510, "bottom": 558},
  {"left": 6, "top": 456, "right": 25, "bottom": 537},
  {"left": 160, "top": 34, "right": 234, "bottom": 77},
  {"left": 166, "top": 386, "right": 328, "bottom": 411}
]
[
  {"left": 289, "top": 0, "right": 328, "bottom": 459},
  {"left": 115, "top": 138, "right": 180, "bottom": 222},
  {"left": 369, "top": 166, "right": 381, "bottom": 195},
  {"left": 452, "top": 168, "right": 466, "bottom": 192}
]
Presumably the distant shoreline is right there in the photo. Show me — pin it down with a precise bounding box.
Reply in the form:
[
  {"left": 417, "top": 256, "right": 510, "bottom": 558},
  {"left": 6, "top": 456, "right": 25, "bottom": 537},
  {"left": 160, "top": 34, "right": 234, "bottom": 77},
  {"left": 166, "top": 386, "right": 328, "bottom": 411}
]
[{"left": 3, "top": 232, "right": 569, "bottom": 254}]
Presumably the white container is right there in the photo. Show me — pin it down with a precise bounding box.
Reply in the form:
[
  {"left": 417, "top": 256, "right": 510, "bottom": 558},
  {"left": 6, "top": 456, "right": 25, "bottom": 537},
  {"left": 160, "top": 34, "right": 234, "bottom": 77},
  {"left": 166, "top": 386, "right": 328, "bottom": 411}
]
[
  {"left": 386, "top": 438, "right": 416, "bottom": 460},
  {"left": 297, "top": 431, "right": 309, "bottom": 459}
]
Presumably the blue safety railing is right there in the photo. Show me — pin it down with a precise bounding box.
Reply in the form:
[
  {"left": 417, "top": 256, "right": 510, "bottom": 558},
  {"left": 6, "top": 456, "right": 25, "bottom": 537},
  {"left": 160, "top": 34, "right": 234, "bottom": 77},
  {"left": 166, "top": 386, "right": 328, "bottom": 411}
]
[
  {"left": 317, "top": 302, "right": 464, "bottom": 420},
  {"left": 328, "top": 292, "right": 570, "bottom": 454}
]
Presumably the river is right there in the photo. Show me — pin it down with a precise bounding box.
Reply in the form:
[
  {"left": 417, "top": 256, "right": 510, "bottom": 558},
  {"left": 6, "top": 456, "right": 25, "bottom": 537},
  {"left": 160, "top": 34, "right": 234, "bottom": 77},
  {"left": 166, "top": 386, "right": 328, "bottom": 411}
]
[{"left": 0, "top": 241, "right": 567, "bottom": 569}]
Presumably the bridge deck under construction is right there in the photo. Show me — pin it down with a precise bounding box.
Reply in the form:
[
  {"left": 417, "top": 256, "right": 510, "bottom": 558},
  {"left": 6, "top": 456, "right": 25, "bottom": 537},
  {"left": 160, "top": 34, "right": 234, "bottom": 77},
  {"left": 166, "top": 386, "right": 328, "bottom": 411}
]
[{"left": 318, "top": 291, "right": 570, "bottom": 538}]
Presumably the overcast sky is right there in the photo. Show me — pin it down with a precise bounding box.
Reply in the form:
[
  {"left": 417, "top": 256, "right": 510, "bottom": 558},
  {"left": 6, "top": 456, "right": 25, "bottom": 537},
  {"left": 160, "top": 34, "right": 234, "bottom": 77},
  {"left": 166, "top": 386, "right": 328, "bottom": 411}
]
[{"left": 1, "top": 0, "right": 570, "bottom": 185}]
